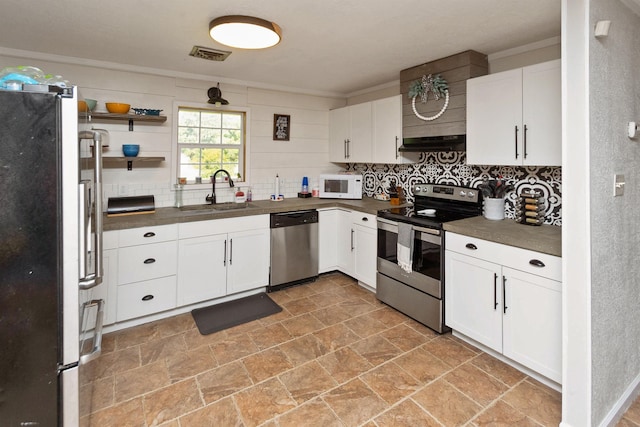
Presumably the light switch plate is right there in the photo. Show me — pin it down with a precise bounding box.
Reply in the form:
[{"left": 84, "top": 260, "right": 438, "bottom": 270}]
[{"left": 614, "top": 174, "right": 625, "bottom": 196}]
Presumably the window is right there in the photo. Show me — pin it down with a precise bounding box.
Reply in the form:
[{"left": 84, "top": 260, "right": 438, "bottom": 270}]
[{"left": 177, "top": 107, "right": 245, "bottom": 182}]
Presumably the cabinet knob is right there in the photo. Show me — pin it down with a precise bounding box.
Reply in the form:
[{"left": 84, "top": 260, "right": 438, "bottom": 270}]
[
  {"left": 465, "top": 243, "right": 478, "bottom": 250},
  {"left": 143, "top": 232, "right": 156, "bottom": 238},
  {"left": 143, "top": 258, "right": 156, "bottom": 264},
  {"left": 141, "top": 294, "right": 154, "bottom": 301},
  {"left": 529, "top": 259, "right": 545, "bottom": 268}
]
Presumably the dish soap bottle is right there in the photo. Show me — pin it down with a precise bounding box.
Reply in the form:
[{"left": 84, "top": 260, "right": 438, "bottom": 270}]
[
  {"left": 246, "top": 187, "right": 253, "bottom": 202},
  {"left": 235, "top": 187, "right": 246, "bottom": 203}
]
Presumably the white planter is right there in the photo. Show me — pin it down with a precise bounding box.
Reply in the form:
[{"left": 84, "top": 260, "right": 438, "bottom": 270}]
[{"left": 484, "top": 197, "right": 505, "bottom": 220}]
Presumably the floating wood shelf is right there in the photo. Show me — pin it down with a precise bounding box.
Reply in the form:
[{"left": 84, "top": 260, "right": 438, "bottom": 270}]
[
  {"left": 103, "top": 156, "right": 165, "bottom": 170},
  {"left": 79, "top": 112, "right": 167, "bottom": 131}
]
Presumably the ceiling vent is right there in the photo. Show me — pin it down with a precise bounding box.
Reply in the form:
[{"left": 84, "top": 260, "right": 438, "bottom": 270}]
[{"left": 189, "top": 46, "right": 231, "bottom": 62}]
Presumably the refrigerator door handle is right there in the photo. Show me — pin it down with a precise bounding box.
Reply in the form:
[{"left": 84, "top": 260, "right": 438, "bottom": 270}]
[
  {"left": 79, "top": 299, "right": 104, "bottom": 365},
  {"left": 79, "top": 132, "right": 103, "bottom": 289}
]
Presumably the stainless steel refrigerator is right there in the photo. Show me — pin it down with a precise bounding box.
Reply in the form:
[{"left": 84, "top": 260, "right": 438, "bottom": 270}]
[{"left": 0, "top": 85, "right": 105, "bottom": 426}]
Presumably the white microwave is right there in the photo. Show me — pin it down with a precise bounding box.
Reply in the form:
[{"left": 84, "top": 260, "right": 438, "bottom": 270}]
[{"left": 318, "top": 174, "right": 363, "bottom": 199}]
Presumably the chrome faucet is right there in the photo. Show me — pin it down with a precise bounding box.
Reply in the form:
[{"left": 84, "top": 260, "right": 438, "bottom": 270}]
[{"left": 206, "top": 169, "right": 234, "bottom": 204}]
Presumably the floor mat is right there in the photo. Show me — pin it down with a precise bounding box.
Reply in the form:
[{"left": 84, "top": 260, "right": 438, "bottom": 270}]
[{"left": 191, "top": 292, "right": 282, "bottom": 335}]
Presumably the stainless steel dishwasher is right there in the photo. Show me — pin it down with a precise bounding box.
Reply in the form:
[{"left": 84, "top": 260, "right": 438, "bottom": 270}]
[{"left": 269, "top": 209, "right": 319, "bottom": 291}]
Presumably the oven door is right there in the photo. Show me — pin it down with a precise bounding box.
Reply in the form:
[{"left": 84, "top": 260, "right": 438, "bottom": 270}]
[{"left": 376, "top": 218, "right": 442, "bottom": 298}]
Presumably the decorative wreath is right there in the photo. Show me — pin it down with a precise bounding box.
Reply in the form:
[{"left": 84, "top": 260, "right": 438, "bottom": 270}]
[{"left": 408, "top": 74, "right": 449, "bottom": 121}]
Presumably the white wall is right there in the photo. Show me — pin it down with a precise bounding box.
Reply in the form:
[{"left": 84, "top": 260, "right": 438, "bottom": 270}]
[{"left": 0, "top": 53, "right": 345, "bottom": 207}]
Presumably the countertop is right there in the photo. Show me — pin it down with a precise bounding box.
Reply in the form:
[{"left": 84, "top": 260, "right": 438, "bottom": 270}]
[
  {"left": 443, "top": 216, "right": 562, "bottom": 257},
  {"left": 103, "top": 196, "right": 404, "bottom": 231}
]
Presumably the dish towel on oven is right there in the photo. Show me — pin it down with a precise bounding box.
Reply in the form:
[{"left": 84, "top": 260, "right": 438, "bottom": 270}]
[{"left": 397, "top": 222, "right": 413, "bottom": 273}]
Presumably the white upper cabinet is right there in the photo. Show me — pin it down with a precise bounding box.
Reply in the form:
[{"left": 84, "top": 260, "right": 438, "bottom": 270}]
[
  {"left": 466, "top": 59, "right": 561, "bottom": 166},
  {"left": 330, "top": 95, "right": 416, "bottom": 164},
  {"left": 372, "top": 95, "right": 414, "bottom": 164},
  {"left": 329, "top": 102, "right": 372, "bottom": 163}
]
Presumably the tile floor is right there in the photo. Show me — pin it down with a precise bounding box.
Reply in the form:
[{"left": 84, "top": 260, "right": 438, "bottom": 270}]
[{"left": 81, "top": 272, "right": 640, "bottom": 427}]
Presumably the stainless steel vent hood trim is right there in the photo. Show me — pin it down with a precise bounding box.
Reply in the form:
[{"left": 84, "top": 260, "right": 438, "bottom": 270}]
[{"left": 398, "top": 135, "right": 466, "bottom": 152}]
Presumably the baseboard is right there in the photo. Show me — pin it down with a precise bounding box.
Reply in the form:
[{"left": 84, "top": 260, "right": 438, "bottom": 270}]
[{"left": 598, "top": 371, "right": 640, "bottom": 427}]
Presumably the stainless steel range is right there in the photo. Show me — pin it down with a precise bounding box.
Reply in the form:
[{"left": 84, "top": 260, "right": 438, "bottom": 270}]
[{"left": 376, "top": 184, "right": 483, "bottom": 333}]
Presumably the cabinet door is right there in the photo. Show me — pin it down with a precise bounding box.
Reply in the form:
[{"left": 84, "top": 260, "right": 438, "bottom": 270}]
[
  {"left": 445, "top": 250, "right": 503, "bottom": 352},
  {"left": 177, "top": 234, "right": 227, "bottom": 306},
  {"left": 319, "top": 209, "right": 338, "bottom": 273},
  {"left": 227, "top": 228, "right": 270, "bottom": 295},
  {"left": 502, "top": 267, "right": 562, "bottom": 383},
  {"left": 466, "top": 68, "right": 523, "bottom": 166},
  {"left": 329, "top": 106, "right": 349, "bottom": 162},
  {"left": 522, "top": 60, "right": 561, "bottom": 166},
  {"left": 336, "top": 209, "right": 354, "bottom": 276},
  {"left": 348, "top": 103, "right": 373, "bottom": 163},
  {"left": 353, "top": 224, "right": 377, "bottom": 288},
  {"left": 373, "top": 95, "right": 404, "bottom": 164}
]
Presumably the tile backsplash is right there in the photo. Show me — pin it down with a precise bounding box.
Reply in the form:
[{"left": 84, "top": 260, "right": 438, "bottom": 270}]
[
  {"left": 347, "top": 151, "right": 562, "bottom": 226},
  {"left": 103, "top": 152, "right": 561, "bottom": 226}
]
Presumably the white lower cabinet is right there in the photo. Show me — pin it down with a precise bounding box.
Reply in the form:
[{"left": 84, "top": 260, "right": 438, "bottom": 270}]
[
  {"left": 177, "top": 233, "right": 228, "bottom": 305},
  {"left": 445, "top": 232, "right": 561, "bottom": 383},
  {"left": 177, "top": 215, "right": 270, "bottom": 306},
  {"left": 318, "top": 209, "right": 338, "bottom": 273},
  {"left": 352, "top": 211, "right": 377, "bottom": 289},
  {"left": 317, "top": 208, "right": 377, "bottom": 288},
  {"left": 114, "top": 224, "right": 178, "bottom": 322}
]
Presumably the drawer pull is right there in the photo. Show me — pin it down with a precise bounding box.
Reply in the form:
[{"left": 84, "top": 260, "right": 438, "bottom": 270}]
[
  {"left": 141, "top": 294, "right": 154, "bottom": 301},
  {"left": 529, "top": 259, "right": 545, "bottom": 268},
  {"left": 465, "top": 243, "right": 478, "bottom": 250},
  {"left": 143, "top": 232, "right": 156, "bottom": 238},
  {"left": 362, "top": 217, "right": 368, "bottom": 222},
  {"left": 143, "top": 258, "right": 156, "bottom": 264}
]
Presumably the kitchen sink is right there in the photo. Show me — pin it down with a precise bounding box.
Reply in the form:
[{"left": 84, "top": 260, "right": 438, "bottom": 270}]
[{"left": 179, "top": 202, "right": 257, "bottom": 212}]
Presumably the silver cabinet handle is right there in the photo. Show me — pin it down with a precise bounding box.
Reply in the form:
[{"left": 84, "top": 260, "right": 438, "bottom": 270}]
[
  {"left": 493, "top": 273, "right": 498, "bottom": 310},
  {"left": 395, "top": 136, "right": 399, "bottom": 159},
  {"left": 523, "top": 124, "right": 528, "bottom": 159},
  {"left": 351, "top": 229, "right": 354, "bottom": 251},
  {"left": 229, "top": 238, "right": 233, "bottom": 265},
  {"left": 224, "top": 239, "right": 227, "bottom": 266},
  {"left": 79, "top": 299, "right": 104, "bottom": 365}
]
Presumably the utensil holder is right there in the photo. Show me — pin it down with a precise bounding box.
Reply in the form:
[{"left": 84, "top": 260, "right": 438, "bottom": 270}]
[{"left": 483, "top": 197, "right": 505, "bottom": 220}]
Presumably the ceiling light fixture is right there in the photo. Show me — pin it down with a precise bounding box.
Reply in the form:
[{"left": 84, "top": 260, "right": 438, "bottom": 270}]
[
  {"left": 209, "top": 15, "right": 282, "bottom": 49},
  {"left": 207, "top": 83, "right": 229, "bottom": 106}
]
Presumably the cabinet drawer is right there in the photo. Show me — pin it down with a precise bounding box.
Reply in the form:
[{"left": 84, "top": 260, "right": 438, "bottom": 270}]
[
  {"left": 116, "top": 276, "right": 176, "bottom": 321},
  {"left": 351, "top": 211, "right": 377, "bottom": 229},
  {"left": 446, "top": 232, "right": 504, "bottom": 262},
  {"left": 118, "top": 241, "right": 177, "bottom": 284},
  {"left": 446, "top": 232, "right": 561, "bottom": 281},
  {"left": 503, "top": 248, "right": 561, "bottom": 281},
  {"left": 118, "top": 224, "right": 178, "bottom": 247}
]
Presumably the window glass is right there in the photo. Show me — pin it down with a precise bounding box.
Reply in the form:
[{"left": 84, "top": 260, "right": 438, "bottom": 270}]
[{"left": 177, "top": 108, "right": 245, "bottom": 182}]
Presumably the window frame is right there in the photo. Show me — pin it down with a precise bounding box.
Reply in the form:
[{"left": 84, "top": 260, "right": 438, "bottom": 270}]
[{"left": 171, "top": 101, "right": 250, "bottom": 189}]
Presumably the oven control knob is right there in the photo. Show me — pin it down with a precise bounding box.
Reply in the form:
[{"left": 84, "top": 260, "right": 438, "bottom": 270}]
[
  {"left": 468, "top": 191, "right": 475, "bottom": 198},
  {"left": 415, "top": 186, "right": 422, "bottom": 192},
  {"left": 459, "top": 190, "right": 467, "bottom": 197}
]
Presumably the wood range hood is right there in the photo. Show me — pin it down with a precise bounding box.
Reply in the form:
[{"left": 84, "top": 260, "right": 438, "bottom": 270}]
[{"left": 399, "top": 50, "right": 488, "bottom": 152}]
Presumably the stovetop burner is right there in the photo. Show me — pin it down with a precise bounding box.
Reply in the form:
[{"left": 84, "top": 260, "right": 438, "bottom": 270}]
[{"left": 377, "top": 183, "right": 483, "bottom": 228}]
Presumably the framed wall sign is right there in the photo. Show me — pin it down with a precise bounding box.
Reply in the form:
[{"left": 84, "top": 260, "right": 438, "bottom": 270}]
[{"left": 273, "top": 114, "right": 290, "bottom": 141}]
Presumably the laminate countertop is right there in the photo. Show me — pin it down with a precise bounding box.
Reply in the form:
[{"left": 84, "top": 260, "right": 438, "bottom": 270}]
[
  {"left": 103, "top": 196, "right": 406, "bottom": 232},
  {"left": 443, "top": 216, "right": 562, "bottom": 257}
]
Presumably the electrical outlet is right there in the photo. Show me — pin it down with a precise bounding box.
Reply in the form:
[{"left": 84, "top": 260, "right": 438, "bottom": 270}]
[{"left": 614, "top": 174, "right": 625, "bottom": 197}]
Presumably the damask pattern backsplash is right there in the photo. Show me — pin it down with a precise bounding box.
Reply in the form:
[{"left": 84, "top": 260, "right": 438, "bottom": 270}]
[{"left": 347, "top": 151, "right": 562, "bottom": 226}]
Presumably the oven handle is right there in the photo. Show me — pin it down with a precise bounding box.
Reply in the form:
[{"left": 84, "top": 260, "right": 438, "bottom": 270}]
[{"left": 412, "top": 225, "right": 441, "bottom": 236}]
